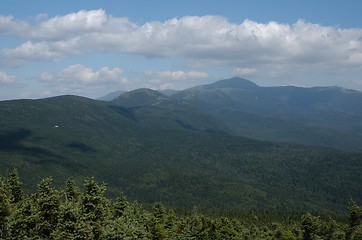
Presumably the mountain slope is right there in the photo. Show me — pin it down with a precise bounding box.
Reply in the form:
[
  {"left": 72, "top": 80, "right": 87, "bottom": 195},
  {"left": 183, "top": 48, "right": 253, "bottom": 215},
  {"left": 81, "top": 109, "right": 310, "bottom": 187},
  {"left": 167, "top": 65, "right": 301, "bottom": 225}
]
[
  {"left": 111, "top": 88, "right": 229, "bottom": 133},
  {"left": 0, "top": 95, "right": 362, "bottom": 215},
  {"left": 171, "top": 77, "right": 362, "bottom": 151},
  {"left": 97, "top": 90, "right": 125, "bottom": 101}
]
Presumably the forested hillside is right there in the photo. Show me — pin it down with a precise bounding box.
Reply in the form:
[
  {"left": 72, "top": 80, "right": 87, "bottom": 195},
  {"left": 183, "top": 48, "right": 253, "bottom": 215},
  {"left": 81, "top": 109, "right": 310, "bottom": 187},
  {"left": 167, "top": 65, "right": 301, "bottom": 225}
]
[
  {"left": 1, "top": 171, "right": 362, "bottom": 239},
  {"left": 110, "top": 88, "right": 228, "bottom": 133},
  {"left": 1, "top": 95, "right": 362, "bottom": 217}
]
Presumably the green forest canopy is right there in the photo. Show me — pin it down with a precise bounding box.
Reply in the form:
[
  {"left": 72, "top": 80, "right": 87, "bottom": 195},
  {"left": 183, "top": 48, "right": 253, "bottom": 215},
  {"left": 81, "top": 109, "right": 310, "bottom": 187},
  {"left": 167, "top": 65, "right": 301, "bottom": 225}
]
[{"left": 1, "top": 170, "right": 362, "bottom": 240}]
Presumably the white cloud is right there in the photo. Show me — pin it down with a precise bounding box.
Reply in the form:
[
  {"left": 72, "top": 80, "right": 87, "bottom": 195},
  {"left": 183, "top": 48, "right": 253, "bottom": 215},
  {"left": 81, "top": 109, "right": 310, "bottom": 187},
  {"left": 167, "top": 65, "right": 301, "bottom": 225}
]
[
  {"left": 233, "top": 67, "right": 257, "bottom": 77},
  {"left": 40, "top": 71, "right": 54, "bottom": 82},
  {"left": 33, "top": 9, "right": 108, "bottom": 40},
  {"left": 0, "top": 10, "right": 108, "bottom": 40},
  {"left": 145, "top": 70, "right": 209, "bottom": 89},
  {"left": 34, "top": 13, "right": 49, "bottom": 22},
  {"left": 38, "top": 64, "right": 131, "bottom": 98},
  {"left": 0, "top": 71, "right": 16, "bottom": 84},
  {"left": 1, "top": 10, "right": 362, "bottom": 78},
  {"left": 145, "top": 70, "right": 208, "bottom": 80},
  {"left": 0, "top": 15, "right": 29, "bottom": 37},
  {"left": 1, "top": 41, "right": 65, "bottom": 66},
  {"left": 42, "top": 64, "right": 128, "bottom": 86}
]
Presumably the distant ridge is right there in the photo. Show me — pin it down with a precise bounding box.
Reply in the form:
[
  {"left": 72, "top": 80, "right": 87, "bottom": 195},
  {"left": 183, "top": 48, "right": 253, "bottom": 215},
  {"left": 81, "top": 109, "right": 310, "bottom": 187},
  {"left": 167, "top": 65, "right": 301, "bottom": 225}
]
[
  {"left": 110, "top": 88, "right": 229, "bottom": 133},
  {"left": 97, "top": 90, "right": 125, "bottom": 101},
  {"left": 204, "top": 77, "right": 259, "bottom": 89},
  {"left": 95, "top": 77, "right": 362, "bottom": 151},
  {"left": 112, "top": 88, "right": 168, "bottom": 108},
  {"left": 171, "top": 77, "right": 362, "bottom": 151}
]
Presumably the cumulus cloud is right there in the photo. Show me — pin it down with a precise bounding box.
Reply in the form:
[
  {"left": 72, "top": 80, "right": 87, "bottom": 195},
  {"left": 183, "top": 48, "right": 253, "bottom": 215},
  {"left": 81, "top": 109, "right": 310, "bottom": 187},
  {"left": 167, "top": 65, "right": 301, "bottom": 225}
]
[
  {"left": 145, "top": 70, "right": 209, "bottom": 89},
  {"left": 1, "top": 41, "right": 65, "bottom": 66},
  {"left": 40, "top": 71, "right": 54, "bottom": 82},
  {"left": 0, "top": 71, "right": 16, "bottom": 84},
  {"left": 1, "top": 9, "right": 362, "bottom": 76},
  {"left": 38, "top": 64, "right": 131, "bottom": 97},
  {"left": 145, "top": 70, "right": 208, "bottom": 80},
  {"left": 0, "top": 10, "right": 108, "bottom": 40},
  {"left": 41, "top": 64, "right": 128, "bottom": 86},
  {"left": 0, "top": 15, "right": 29, "bottom": 37},
  {"left": 233, "top": 67, "right": 258, "bottom": 77}
]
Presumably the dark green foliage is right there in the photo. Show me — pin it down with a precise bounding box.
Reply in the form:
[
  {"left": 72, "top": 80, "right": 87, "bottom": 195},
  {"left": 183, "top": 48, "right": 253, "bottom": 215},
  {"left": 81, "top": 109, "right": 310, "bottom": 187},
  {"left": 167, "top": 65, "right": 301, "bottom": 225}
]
[
  {"left": 7, "top": 195, "right": 38, "bottom": 238},
  {"left": 81, "top": 177, "right": 109, "bottom": 239},
  {"left": 64, "top": 178, "right": 81, "bottom": 202},
  {"left": 301, "top": 213, "right": 320, "bottom": 240},
  {"left": 35, "top": 177, "right": 61, "bottom": 237},
  {"left": 113, "top": 193, "right": 129, "bottom": 218},
  {"left": 111, "top": 88, "right": 228, "bottom": 133},
  {"left": 1, "top": 172, "right": 362, "bottom": 239},
  {"left": 347, "top": 201, "right": 362, "bottom": 240},
  {"left": 8, "top": 169, "right": 23, "bottom": 204},
  {"left": 1, "top": 95, "right": 362, "bottom": 217},
  {"left": 299, "top": 213, "right": 347, "bottom": 240},
  {"left": 0, "top": 177, "right": 11, "bottom": 238}
]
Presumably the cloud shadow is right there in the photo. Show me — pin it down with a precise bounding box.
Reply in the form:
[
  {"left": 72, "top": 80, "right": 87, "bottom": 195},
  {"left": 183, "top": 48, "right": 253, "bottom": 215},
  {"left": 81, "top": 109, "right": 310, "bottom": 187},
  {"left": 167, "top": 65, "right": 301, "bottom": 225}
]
[{"left": 0, "top": 128, "right": 60, "bottom": 158}]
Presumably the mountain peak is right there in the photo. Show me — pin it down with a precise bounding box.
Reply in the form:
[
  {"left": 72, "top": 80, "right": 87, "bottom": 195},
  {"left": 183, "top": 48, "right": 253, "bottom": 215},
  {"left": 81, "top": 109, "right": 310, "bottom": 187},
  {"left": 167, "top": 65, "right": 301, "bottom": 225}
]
[
  {"left": 206, "top": 77, "right": 259, "bottom": 89},
  {"left": 111, "top": 88, "right": 169, "bottom": 108}
]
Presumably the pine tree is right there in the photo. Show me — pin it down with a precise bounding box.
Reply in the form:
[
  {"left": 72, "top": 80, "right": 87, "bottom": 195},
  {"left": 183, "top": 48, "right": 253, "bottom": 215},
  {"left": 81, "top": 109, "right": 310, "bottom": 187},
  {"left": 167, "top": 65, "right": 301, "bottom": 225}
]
[
  {"left": 8, "top": 168, "right": 23, "bottom": 204},
  {"left": 347, "top": 201, "right": 362, "bottom": 240},
  {"left": 103, "top": 202, "right": 152, "bottom": 240},
  {"left": 185, "top": 206, "right": 211, "bottom": 239},
  {"left": 0, "top": 177, "right": 11, "bottom": 238},
  {"left": 52, "top": 199, "right": 91, "bottom": 240},
  {"left": 7, "top": 194, "right": 37, "bottom": 238},
  {"left": 82, "top": 177, "right": 109, "bottom": 239},
  {"left": 64, "top": 178, "right": 81, "bottom": 202},
  {"left": 152, "top": 202, "right": 167, "bottom": 239},
  {"left": 113, "top": 192, "right": 129, "bottom": 218},
  {"left": 301, "top": 213, "right": 320, "bottom": 240},
  {"left": 35, "top": 177, "right": 61, "bottom": 237}
]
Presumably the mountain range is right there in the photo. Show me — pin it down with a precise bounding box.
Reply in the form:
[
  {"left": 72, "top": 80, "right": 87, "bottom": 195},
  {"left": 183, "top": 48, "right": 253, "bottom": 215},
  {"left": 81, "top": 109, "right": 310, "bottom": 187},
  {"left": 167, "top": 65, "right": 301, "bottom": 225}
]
[
  {"left": 1, "top": 77, "right": 362, "bottom": 215},
  {"left": 101, "top": 77, "right": 362, "bottom": 151}
]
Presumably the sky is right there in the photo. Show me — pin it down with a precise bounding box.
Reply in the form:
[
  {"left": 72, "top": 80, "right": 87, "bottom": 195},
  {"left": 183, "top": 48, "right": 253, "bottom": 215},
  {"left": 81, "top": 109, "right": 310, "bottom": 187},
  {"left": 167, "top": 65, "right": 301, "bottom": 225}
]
[{"left": 1, "top": 0, "right": 362, "bottom": 100}]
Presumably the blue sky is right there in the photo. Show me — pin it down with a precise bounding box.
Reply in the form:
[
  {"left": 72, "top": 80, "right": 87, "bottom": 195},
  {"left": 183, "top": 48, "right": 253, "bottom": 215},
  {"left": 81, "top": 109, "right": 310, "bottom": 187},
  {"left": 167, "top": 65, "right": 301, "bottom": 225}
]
[{"left": 1, "top": 0, "right": 362, "bottom": 100}]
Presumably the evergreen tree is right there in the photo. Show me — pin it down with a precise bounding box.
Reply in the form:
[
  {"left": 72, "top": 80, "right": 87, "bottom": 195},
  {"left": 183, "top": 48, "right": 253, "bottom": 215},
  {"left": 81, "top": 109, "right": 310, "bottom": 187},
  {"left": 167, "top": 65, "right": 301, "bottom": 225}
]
[
  {"left": 347, "top": 201, "right": 362, "bottom": 240},
  {"left": 31, "top": 177, "right": 61, "bottom": 237},
  {"left": 2, "top": 171, "right": 362, "bottom": 240},
  {"left": 318, "top": 217, "right": 345, "bottom": 240},
  {"left": 301, "top": 213, "right": 320, "bottom": 240},
  {"left": 152, "top": 202, "right": 168, "bottom": 239},
  {"left": 7, "top": 194, "right": 37, "bottom": 238},
  {"left": 103, "top": 202, "right": 152, "bottom": 240},
  {"left": 51, "top": 178, "right": 86, "bottom": 239},
  {"left": 64, "top": 178, "right": 81, "bottom": 202},
  {"left": 35, "top": 177, "right": 61, "bottom": 237},
  {"left": 82, "top": 177, "right": 109, "bottom": 239},
  {"left": 185, "top": 206, "right": 211, "bottom": 239},
  {"left": 0, "top": 177, "right": 11, "bottom": 238},
  {"left": 52, "top": 199, "right": 92, "bottom": 240},
  {"left": 113, "top": 192, "right": 129, "bottom": 218},
  {"left": 8, "top": 168, "right": 23, "bottom": 204}
]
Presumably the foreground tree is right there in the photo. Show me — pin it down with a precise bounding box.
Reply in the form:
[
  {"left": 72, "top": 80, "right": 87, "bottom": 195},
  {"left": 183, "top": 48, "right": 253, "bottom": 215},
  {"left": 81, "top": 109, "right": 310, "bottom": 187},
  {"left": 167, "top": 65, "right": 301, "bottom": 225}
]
[
  {"left": 0, "top": 177, "right": 11, "bottom": 238},
  {"left": 8, "top": 169, "right": 23, "bottom": 204},
  {"left": 34, "top": 177, "right": 61, "bottom": 237},
  {"left": 1, "top": 172, "right": 362, "bottom": 239},
  {"left": 81, "top": 177, "right": 109, "bottom": 239},
  {"left": 347, "top": 201, "right": 362, "bottom": 240}
]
